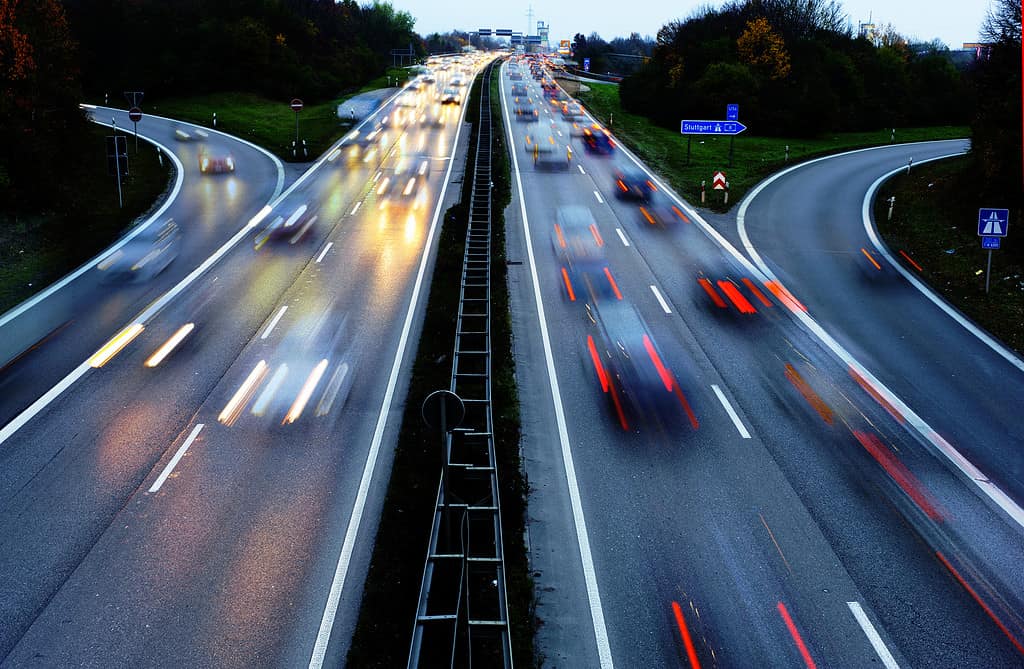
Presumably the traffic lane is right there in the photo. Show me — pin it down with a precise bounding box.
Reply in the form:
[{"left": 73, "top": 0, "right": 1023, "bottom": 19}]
[
  {"left": 3, "top": 208, "right": 424, "bottom": 667},
  {"left": 738, "top": 141, "right": 1024, "bottom": 501},
  {"left": 0, "top": 84, "right": 467, "bottom": 665},
  {"left": 586, "top": 128, "right": 1024, "bottom": 664},
  {"left": 0, "top": 110, "right": 282, "bottom": 425},
  {"left": 632, "top": 218, "right": 1024, "bottom": 666}
]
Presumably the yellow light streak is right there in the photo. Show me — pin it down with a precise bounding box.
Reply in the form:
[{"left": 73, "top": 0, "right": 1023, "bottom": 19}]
[{"left": 144, "top": 323, "right": 195, "bottom": 368}]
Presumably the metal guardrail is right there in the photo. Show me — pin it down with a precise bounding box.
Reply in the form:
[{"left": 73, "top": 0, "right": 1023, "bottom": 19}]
[{"left": 408, "top": 59, "right": 513, "bottom": 669}]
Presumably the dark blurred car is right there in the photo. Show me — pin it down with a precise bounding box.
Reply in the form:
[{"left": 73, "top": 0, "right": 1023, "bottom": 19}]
[
  {"left": 552, "top": 206, "right": 620, "bottom": 307},
  {"left": 254, "top": 203, "right": 319, "bottom": 249},
  {"left": 198, "top": 149, "right": 234, "bottom": 173},
  {"left": 613, "top": 166, "right": 656, "bottom": 200},
  {"left": 581, "top": 124, "right": 615, "bottom": 154},
  {"left": 585, "top": 300, "right": 693, "bottom": 431},
  {"left": 561, "top": 101, "right": 585, "bottom": 121},
  {"left": 636, "top": 191, "right": 690, "bottom": 227},
  {"left": 97, "top": 219, "right": 180, "bottom": 282},
  {"left": 513, "top": 100, "right": 540, "bottom": 122},
  {"left": 524, "top": 132, "right": 573, "bottom": 169},
  {"left": 174, "top": 126, "right": 208, "bottom": 142},
  {"left": 511, "top": 83, "right": 529, "bottom": 96},
  {"left": 439, "top": 87, "right": 461, "bottom": 104}
]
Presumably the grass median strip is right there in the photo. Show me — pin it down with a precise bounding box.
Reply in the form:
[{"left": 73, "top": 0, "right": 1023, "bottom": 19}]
[
  {"left": 874, "top": 156, "right": 1023, "bottom": 354},
  {"left": 567, "top": 80, "right": 967, "bottom": 212}
]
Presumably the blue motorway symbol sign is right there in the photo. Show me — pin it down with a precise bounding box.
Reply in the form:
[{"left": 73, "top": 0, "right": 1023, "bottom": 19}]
[
  {"left": 982, "top": 236, "right": 1002, "bottom": 250},
  {"left": 977, "top": 208, "right": 1009, "bottom": 237},
  {"left": 726, "top": 104, "right": 739, "bottom": 121},
  {"left": 583, "top": 58, "right": 591, "bottom": 72},
  {"left": 680, "top": 120, "right": 747, "bottom": 136}
]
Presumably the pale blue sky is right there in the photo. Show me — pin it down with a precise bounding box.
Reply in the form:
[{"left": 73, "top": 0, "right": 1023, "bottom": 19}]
[{"left": 396, "top": 0, "right": 994, "bottom": 50}]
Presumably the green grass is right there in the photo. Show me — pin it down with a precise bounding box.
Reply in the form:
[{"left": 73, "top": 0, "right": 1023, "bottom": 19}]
[
  {"left": 875, "top": 156, "right": 1024, "bottom": 354},
  {"left": 0, "top": 124, "right": 172, "bottom": 314},
  {"left": 566, "top": 80, "right": 968, "bottom": 212}
]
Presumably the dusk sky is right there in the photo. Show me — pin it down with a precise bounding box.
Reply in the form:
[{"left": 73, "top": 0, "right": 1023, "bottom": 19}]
[{"left": 393, "top": 0, "right": 994, "bottom": 50}]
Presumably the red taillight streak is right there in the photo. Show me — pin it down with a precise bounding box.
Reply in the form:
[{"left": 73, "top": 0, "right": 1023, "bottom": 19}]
[
  {"left": 718, "top": 280, "right": 757, "bottom": 314},
  {"left": 853, "top": 429, "right": 943, "bottom": 521},
  {"left": 673, "top": 382, "right": 700, "bottom": 429},
  {"left": 899, "top": 249, "right": 923, "bottom": 272},
  {"left": 642, "top": 334, "right": 675, "bottom": 393},
  {"left": 640, "top": 207, "right": 656, "bottom": 225},
  {"left": 603, "top": 267, "right": 623, "bottom": 300},
  {"left": 936, "top": 551, "right": 1024, "bottom": 657},
  {"left": 646, "top": 179, "right": 657, "bottom": 191},
  {"left": 861, "top": 247, "right": 882, "bottom": 270},
  {"left": 848, "top": 366, "right": 904, "bottom": 423},
  {"left": 561, "top": 267, "right": 576, "bottom": 301},
  {"left": 698, "top": 278, "right": 728, "bottom": 308},
  {"left": 777, "top": 602, "right": 818, "bottom": 669},
  {"left": 671, "top": 601, "right": 702, "bottom": 669},
  {"left": 741, "top": 278, "right": 773, "bottom": 307},
  {"left": 617, "top": 179, "right": 628, "bottom": 192},
  {"left": 766, "top": 281, "right": 807, "bottom": 312},
  {"left": 587, "top": 335, "right": 609, "bottom": 392},
  {"left": 672, "top": 206, "right": 690, "bottom": 223},
  {"left": 590, "top": 223, "right": 604, "bottom": 246},
  {"left": 610, "top": 382, "right": 630, "bottom": 431},
  {"left": 784, "top": 363, "right": 834, "bottom": 425},
  {"left": 554, "top": 224, "right": 566, "bottom": 248}
]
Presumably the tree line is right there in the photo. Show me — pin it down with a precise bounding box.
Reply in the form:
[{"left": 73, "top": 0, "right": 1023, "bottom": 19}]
[{"left": 0, "top": 0, "right": 422, "bottom": 215}]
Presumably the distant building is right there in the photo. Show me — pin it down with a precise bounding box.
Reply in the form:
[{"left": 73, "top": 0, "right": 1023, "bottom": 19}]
[{"left": 859, "top": 21, "right": 877, "bottom": 45}]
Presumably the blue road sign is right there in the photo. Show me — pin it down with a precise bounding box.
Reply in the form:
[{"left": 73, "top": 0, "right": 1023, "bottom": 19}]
[
  {"left": 982, "top": 236, "right": 1002, "bottom": 250},
  {"left": 680, "top": 120, "right": 747, "bottom": 136},
  {"left": 727, "top": 104, "right": 739, "bottom": 121},
  {"left": 978, "top": 208, "right": 1009, "bottom": 237},
  {"left": 583, "top": 58, "right": 591, "bottom": 72}
]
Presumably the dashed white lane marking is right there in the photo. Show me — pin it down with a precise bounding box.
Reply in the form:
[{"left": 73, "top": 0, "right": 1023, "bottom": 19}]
[
  {"left": 149, "top": 423, "right": 204, "bottom": 493},
  {"left": 261, "top": 306, "right": 288, "bottom": 340},
  {"left": 351, "top": 201, "right": 362, "bottom": 215},
  {"left": 650, "top": 285, "right": 671, "bottom": 314},
  {"left": 593, "top": 190, "right": 604, "bottom": 204},
  {"left": 578, "top": 164, "right": 586, "bottom": 175},
  {"left": 711, "top": 385, "right": 751, "bottom": 439},
  {"left": 315, "top": 242, "right": 333, "bottom": 263},
  {"left": 615, "top": 228, "right": 630, "bottom": 247},
  {"left": 848, "top": 601, "right": 901, "bottom": 669}
]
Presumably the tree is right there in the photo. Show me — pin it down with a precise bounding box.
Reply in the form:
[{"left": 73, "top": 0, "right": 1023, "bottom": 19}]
[{"left": 737, "top": 17, "right": 791, "bottom": 80}]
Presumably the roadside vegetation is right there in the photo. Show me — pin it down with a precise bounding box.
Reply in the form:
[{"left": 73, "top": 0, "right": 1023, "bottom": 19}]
[
  {"left": 875, "top": 157, "right": 1023, "bottom": 354},
  {"left": 570, "top": 80, "right": 966, "bottom": 212}
]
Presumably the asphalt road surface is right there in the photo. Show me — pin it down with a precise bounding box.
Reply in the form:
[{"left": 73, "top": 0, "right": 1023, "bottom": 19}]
[
  {"left": 500, "top": 58, "right": 1024, "bottom": 668},
  {"left": 0, "top": 56, "right": 485, "bottom": 668}
]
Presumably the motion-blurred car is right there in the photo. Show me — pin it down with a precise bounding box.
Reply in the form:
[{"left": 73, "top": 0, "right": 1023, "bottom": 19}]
[
  {"left": 613, "top": 166, "right": 657, "bottom": 200},
  {"left": 581, "top": 124, "right": 615, "bottom": 154},
  {"left": 97, "top": 219, "right": 181, "bottom": 282},
  {"left": 636, "top": 191, "right": 690, "bottom": 227},
  {"left": 585, "top": 300, "right": 693, "bottom": 432},
  {"left": 561, "top": 102, "right": 585, "bottom": 121},
  {"left": 524, "top": 132, "right": 573, "bottom": 169},
  {"left": 198, "top": 149, "right": 235, "bottom": 173},
  {"left": 511, "top": 83, "right": 529, "bottom": 96},
  {"left": 513, "top": 100, "right": 540, "bottom": 122},
  {"left": 439, "top": 87, "right": 460, "bottom": 104},
  {"left": 375, "top": 154, "right": 431, "bottom": 208},
  {"left": 254, "top": 202, "right": 319, "bottom": 249},
  {"left": 174, "top": 126, "right": 208, "bottom": 141},
  {"left": 552, "top": 206, "right": 620, "bottom": 307}
]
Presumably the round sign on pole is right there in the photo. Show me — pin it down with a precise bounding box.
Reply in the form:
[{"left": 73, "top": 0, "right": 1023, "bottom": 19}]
[
  {"left": 290, "top": 98, "right": 304, "bottom": 112},
  {"left": 421, "top": 390, "right": 465, "bottom": 433},
  {"left": 128, "top": 107, "right": 142, "bottom": 122}
]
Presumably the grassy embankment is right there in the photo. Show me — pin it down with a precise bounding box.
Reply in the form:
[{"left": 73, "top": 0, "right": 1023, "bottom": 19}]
[
  {"left": 567, "top": 80, "right": 968, "bottom": 212},
  {"left": 0, "top": 123, "right": 172, "bottom": 314},
  {"left": 347, "top": 63, "right": 532, "bottom": 666},
  {"left": 874, "top": 157, "right": 1023, "bottom": 353},
  {"left": 132, "top": 67, "right": 411, "bottom": 162}
]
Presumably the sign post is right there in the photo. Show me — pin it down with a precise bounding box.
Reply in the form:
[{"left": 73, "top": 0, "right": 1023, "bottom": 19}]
[
  {"left": 290, "top": 98, "right": 304, "bottom": 157},
  {"left": 726, "top": 104, "right": 739, "bottom": 167},
  {"left": 977, "top": 208, "right": 1009, "bottom": 294},
  {"left": 107, "top": 120, "right": 129, "bottom": 208},
  {"left": 128, "top": 107, "right": 142, "bottom": 152}
]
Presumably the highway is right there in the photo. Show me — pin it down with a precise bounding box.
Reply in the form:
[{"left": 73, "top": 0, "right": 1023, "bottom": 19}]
[
  {"left": 0, "top": 106, "right": 284, "bottom": 427},
  {"left": 0, "top": 55, "right": 487, "bottom": 667},
  {"left": 499, "top": 58, "right": 1024, "bottom": 668}
]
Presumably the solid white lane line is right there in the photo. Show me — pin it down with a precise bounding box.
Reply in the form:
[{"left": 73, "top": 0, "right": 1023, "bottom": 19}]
[
  {"left": 149, "top": 423, "right": 204, "bottom": 493},
  {"left": 861, "top": 154, "right": 1024, "bottom": 373},
  {"left": 315, "top": 242, "right": 333, "bottom": 264},
  {"left": 593, "top": 190, "right": 604, "bottom": 204},
  {"left": 615, "top": 228, "right": 630, "bottom": 247},
  {"left": 650, "top": 285, "right": 671, "bottom": 314},
  {"left": 499, "top": 62, "right": 614, "bottom": 669},
  {"left": 711, "top": 385, "right": 751, "bottom": 439},
  {"left": 261, "top": 306, "right": 288, "bottom": 340},
  {"left": 307, "top": 66, "right": 478, "bottom": 669},
  {"left": 847, "top": 602, "right": 901, "bottom": 669},
  {"left": 578, "top": 164, "right": 586, "bottom": 175},
  {"left": 351, "top": 201, "right": 362, "bottom": 216}
]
